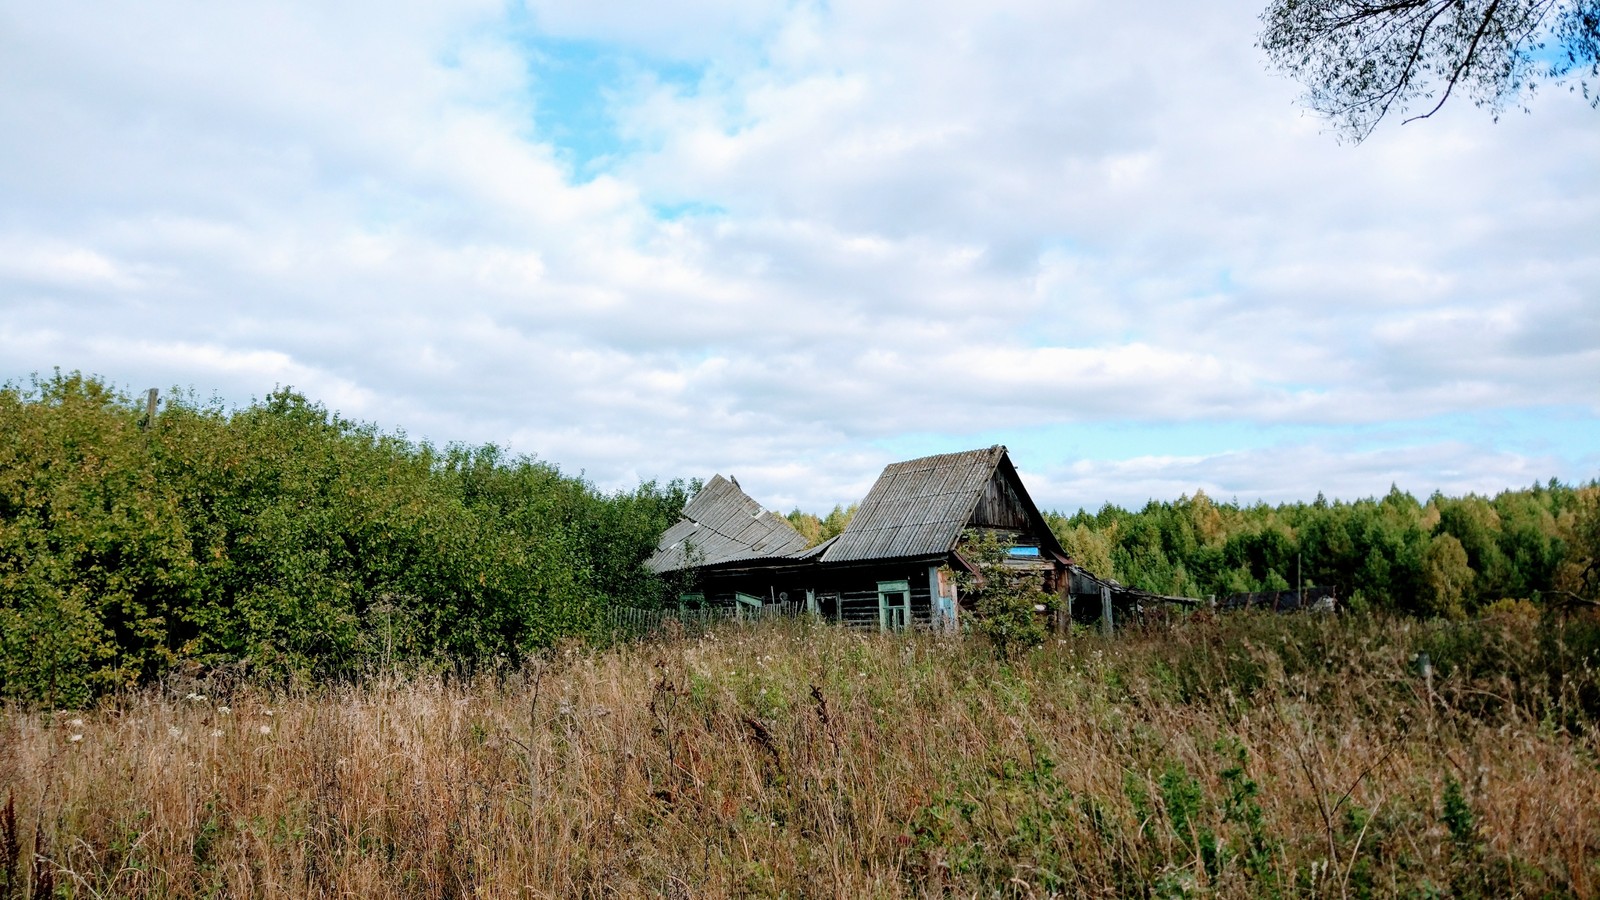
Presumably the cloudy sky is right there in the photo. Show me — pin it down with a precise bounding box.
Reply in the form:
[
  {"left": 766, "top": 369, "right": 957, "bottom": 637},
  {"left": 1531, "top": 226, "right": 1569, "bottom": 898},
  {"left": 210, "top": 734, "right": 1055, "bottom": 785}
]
[{"left": 3, "top": 0, "right": 1596, "bottom": 514}]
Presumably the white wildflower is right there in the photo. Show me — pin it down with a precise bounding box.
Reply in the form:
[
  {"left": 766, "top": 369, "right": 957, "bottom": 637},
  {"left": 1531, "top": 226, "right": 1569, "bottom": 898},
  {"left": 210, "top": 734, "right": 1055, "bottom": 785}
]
[
  {"left": 69, "top": 733, "right": 83, "bottom": 743},
  {"left": 186, "top": 692, "right": 205, "bottom": 701},
  {"left": 168, "top": 726, "right": 182, "bottom": 737},
  {"left": 69, "top": 718, "right": 84, "bottom": 727},
  {"left": 211, "top": 728, "right": 224, "bottom": 738},
  {"left": 217, "top": 706, "right": 231, "bottom": 715},
  {"left": 258, "top": 724, "right": 272, "bottom": 735}
]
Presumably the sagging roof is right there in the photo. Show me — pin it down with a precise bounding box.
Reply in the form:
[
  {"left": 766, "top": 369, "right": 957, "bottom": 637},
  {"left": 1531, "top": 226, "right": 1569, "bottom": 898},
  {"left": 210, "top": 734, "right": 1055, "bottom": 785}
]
[
  {"left": 1069, "top": 563, "right": 1200, "bottom": 608},
  {"left": 820, "top": 445, "right": 1065, "bottom": 564},
  {"left": 646, "top": 475, "right": 811, "bottom": 574}
]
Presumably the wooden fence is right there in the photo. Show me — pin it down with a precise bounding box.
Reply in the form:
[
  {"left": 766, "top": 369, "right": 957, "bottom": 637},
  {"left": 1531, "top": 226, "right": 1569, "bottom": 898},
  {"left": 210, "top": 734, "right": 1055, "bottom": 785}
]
[{"left": 603, "top": 600, "right": 807, "bottom": 641}]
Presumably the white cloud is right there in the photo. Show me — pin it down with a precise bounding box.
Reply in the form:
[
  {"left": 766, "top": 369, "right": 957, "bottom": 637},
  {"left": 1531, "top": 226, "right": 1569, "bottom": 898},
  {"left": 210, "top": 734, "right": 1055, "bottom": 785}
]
[
  {"left": 0, "top": 238, "right": 146, "bottom": 290},
  {"left": 1032, "top": 440, "right": 1575, "bottom": 512},
  {"left": 0, "top": 0, "right": 1594, "bottom": 513}
]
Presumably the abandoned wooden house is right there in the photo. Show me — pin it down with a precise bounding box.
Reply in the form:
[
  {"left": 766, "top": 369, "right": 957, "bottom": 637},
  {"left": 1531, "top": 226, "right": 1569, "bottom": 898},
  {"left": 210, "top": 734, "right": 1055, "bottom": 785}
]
[
  {"left": 648, "top": 446, "right": 1087, "bottom": 630},
  {"left": 644, "top": 474, "right": 824, "bottom": 618}
]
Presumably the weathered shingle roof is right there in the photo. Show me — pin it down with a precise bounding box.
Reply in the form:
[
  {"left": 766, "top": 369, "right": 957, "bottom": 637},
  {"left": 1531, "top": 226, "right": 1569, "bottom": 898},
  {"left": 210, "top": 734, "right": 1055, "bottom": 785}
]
[
  {"left": 821, "top": 446, "right": 1020, "bottom": 563},
  {"left": 645, "top": 475, "right": 811, "bottom": 574}
]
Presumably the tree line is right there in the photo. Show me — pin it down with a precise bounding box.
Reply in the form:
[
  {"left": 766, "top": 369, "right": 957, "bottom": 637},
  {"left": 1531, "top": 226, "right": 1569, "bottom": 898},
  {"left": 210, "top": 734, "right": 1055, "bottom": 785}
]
[
  {"left": 785, "top": 475, "right": 1600, "bottom": 618},
  {"left": 0, "top": 372, "right": 688, "bottom": 705},
  {"left": 785, "top": 504, "right": 857, "bottom": 546},
  {"left": 1046, "top": 484, "right": 1599, "bottom": 618}
]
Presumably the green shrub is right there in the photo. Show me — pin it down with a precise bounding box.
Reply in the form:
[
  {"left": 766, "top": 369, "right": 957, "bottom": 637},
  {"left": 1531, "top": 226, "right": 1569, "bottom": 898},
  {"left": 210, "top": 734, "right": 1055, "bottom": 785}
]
[
  {"left": 0, "top": 371, "right": 686, "bottom": 702},
  {"left": 956, "top": 530, "right": 1058, "bottom": 657}
]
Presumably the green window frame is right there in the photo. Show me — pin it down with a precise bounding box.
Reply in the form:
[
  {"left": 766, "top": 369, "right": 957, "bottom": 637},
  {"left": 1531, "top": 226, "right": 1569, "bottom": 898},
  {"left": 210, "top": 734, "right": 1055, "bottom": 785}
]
[
  {"left": 735, "top": 591, "right": 763, "bottom": 622},
  {"left": 877, "top": 580, "right": 910, "bottom": 632}
]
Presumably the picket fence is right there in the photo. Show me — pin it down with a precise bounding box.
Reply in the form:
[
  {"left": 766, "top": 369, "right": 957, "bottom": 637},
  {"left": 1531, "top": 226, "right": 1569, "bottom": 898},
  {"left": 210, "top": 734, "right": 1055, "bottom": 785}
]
[{"left": 603, "top": 600, "right": 806, "bottom": 640}]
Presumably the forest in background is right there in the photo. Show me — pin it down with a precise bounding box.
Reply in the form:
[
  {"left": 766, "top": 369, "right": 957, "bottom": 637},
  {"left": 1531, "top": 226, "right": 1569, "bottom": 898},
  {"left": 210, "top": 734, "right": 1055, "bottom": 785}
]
[
  {"left": 3, "top": 371, "right": 1598, "bottom": 704},
  {"left": 1045, "top": 483, "right": 1598, "bottom": 618},
  {"left": 792, "top": 481, "right": 1600, "bottom": 620}
]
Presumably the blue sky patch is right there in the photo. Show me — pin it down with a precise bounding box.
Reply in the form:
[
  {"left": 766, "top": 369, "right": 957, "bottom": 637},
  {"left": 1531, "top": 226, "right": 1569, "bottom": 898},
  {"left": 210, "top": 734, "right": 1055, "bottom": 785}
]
[
  {"left": 652, "top": 200, "right": 729, "bottom": 220},
  {"left": 517, "top": 35, "right": 706, "bottom": 178}
]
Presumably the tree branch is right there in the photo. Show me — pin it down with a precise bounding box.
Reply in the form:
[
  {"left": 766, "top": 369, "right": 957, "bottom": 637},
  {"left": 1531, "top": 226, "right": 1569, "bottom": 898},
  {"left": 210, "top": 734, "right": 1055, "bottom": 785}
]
[{"left": 1403, "top": 0, "right": 1506, "bottom": 123}]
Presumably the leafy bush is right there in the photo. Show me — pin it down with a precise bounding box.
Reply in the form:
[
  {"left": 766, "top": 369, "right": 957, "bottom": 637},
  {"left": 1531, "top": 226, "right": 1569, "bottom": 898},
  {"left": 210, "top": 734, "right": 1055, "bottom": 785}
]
[
  {"left": 955, "top": 530, "right": 1057, "bottom": 657},
  {"left": 0, "top": 371, "right": 686, "bottom": 702}
]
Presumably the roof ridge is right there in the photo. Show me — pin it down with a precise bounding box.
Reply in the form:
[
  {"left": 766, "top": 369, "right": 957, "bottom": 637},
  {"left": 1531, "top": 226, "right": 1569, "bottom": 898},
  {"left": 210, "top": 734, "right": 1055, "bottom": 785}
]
[
  {"left": 821, "top": 445, "right": 1014, "bottom": 564},
  {"left": 879, "top": 444, "right": 1006, "bottom": 471}
]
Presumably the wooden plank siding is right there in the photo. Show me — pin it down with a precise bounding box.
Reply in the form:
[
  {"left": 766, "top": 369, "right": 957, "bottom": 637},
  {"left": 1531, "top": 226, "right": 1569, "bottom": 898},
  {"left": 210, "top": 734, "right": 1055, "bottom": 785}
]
[
  {"left": 688, "top": 573, "right": 932, "bottom": 629},
  {"left": 836, "top": 582, "right": 934, "bottom": 629},
  {"left": 810, "top": 563, "right": 936, "bottom": 629},
  {"left": 969, "top": 468, "right": 1031, "bottom": 531},
  {"left": 693, "top": 576, "right": 815, "bottom": 614}
]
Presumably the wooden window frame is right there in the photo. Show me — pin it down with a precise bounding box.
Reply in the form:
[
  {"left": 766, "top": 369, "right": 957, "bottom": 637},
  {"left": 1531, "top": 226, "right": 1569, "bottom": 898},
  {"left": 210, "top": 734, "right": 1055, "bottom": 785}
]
[
  {"left": 877, "top": 579, "right": 910, "bottom": 632},
  {"left": 735, "top": 591, "right": 763, "bottom": 622}
]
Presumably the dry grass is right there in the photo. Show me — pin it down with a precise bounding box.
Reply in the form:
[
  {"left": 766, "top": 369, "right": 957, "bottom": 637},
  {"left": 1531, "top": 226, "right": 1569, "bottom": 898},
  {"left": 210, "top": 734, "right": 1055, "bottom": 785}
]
[{"left": 2, "top": 613, "right": 1598, "bottom": 898}]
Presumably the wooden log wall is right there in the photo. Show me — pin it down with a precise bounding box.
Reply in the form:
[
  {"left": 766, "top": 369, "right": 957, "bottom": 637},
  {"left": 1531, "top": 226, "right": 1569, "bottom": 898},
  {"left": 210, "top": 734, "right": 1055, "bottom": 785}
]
[{"left": 825, "top": 566, "right": 934, "bottom": 629}]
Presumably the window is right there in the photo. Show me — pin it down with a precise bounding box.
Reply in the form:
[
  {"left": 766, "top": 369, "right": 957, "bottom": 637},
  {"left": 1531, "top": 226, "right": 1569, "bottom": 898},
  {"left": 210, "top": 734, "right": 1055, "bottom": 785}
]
[{"left": 877, "top": 580, "right": 910, "bottom": 632}]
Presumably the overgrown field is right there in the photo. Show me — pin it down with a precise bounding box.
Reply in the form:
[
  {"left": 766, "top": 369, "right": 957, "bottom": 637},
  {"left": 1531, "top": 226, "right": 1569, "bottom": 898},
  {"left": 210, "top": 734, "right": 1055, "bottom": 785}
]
[{"left": 4, "top": 612, "right": 1598, "bottom": 898}]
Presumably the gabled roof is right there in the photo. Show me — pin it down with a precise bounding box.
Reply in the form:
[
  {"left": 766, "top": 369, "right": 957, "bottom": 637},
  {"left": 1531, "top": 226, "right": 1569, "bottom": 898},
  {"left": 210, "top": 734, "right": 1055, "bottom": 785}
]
[
  {"left": 820, "top": 445, "right": 1064, "bottom": 564},
  {"left": 645, "top": 475, "right": 811, "bottom": 574}
]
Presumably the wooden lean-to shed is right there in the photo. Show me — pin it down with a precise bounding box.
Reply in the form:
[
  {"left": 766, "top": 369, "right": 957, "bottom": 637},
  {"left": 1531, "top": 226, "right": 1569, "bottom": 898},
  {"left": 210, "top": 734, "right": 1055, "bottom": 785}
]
[{"left": 644, "top": 475, "right": 817, "bottom": 616}]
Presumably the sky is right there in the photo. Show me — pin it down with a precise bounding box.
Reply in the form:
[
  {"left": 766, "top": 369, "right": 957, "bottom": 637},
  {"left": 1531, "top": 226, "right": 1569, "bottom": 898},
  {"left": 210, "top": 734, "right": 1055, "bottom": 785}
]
[{"left": 2, "top": 0, "right": 1597, "bottom": 515}]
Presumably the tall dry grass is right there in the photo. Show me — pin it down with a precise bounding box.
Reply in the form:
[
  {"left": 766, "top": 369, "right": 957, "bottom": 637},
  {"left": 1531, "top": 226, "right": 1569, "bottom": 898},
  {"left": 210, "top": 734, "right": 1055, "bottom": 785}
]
[{"left": 2, "top": 613, "right": 1597, "bottom": 898}]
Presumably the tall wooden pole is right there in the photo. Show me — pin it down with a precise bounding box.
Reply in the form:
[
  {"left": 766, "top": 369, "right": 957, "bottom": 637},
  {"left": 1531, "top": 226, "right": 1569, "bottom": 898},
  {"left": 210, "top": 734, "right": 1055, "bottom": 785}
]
[{"left": 1101, "top": 584, "right": 1113, "bottom": 635}]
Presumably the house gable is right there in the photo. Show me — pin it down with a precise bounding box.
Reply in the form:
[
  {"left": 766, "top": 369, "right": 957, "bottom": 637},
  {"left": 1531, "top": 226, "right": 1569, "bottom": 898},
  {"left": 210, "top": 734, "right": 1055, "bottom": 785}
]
[
  {"left": 966, "top": 454, "right": 1066, "bottom": 557},
  {"left": 820, "top": 445, "right": 1064, "bottom": 565}
]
